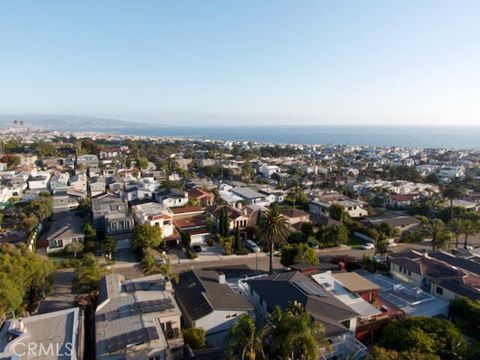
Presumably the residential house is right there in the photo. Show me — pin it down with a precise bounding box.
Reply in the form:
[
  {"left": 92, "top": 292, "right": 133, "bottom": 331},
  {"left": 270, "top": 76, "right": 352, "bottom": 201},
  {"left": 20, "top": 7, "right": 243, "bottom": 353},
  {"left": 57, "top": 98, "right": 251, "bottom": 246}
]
[
  {"left": 240, "top": 271, "right": 367, "bottom": 360},
  {"left": 132, "top": 202, "right": 175, "bottom": 238},
  {"left": 280, "top": 208, "right": 310, "bottom": 226},
  {"left": 359, "top": 271, "right": 450, "bottom": 317},
  {"left": 92, "top": 194, "right": 134, "bottom": 235},
  {"left": 76, "top": 154, "right": 99, "bottom": 168},
  {"left": 27, "top": 172, "right": 51, "bottom": 190},
  {"left": 230, "top": 187, "right": 268, "bottom": 206},
  {"left": 89, "top": 176, "right": 106, "bottom": 198},
  {"left": 311, "top": 272, "right": 395, "bottom": 344},
  {"left": 172, "top": 208, "right": 210, "bottom": 245},
  {"left": 386, "top": 194, "right": 420, "bottom": 208},
  {"left": 259, "top": 164, "right": 280, "bottom": 178},
  {"left": 363, "top": 214, "right": 421, "bottom": 234},
  {"left": 309, "top": 193, "right": 368, "bottom": 218},
  {"left": 389, "top": 250, "right": 480, "bottom": 301},
  {"left": 0, "top": 307, "right": 83, "bottom": 360},
  {"left": 52, "top": 195, "right": 80, "bottom": 213},
  {"left": 96, "top": 274, "right": 183, "bottom": 360},
  {"left": 45, "top": 211, "right": 85, "bottom": 253},
  {"left": 49, "top": 172, "right": 70, "bottom": 194},
  {"left": 188, "top": 187, "right": 214, "bottom": 206},
  {"left": 155, "top": 188, "right": 189, "bottom": 208},
  {"left": 206, "top": 205, "right": 250, "bottom": 231},
  {"left": 175, "top": 270, "right": 254, "bottom": 347}
]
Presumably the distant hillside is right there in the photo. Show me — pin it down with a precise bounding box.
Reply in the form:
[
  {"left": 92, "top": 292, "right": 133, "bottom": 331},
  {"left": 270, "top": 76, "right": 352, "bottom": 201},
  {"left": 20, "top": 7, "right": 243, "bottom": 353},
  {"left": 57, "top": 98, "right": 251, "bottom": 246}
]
[{"left": 0, "top": 114, "right": 142, "bottom": 131}]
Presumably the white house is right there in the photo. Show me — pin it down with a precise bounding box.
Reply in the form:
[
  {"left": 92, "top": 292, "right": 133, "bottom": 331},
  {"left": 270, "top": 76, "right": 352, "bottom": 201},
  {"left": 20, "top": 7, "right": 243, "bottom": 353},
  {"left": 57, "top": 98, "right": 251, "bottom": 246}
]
[
  {"left": 259, "top": 164, "right": 280, "bottom": 178},
  {"left": 175, "top": 270, "right": 254, "bottom": 347},
  {"left": 28, "top": 172, "right": 51, "bottom": 190},
  {"left": 132, "top": 202, "right": 175, "bottom": 238}
]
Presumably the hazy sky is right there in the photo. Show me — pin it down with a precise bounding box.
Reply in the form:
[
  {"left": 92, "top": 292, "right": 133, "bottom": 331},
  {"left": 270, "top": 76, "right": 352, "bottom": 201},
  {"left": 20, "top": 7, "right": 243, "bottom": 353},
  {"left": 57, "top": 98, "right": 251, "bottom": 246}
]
[{"left": 1, "top": 1, "right": 480, "bottom": 126}]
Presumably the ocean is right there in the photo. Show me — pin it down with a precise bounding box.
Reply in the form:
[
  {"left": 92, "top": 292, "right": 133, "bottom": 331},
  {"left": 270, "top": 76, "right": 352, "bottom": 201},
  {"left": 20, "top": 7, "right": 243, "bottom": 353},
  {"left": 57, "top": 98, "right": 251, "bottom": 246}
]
[{"left": 118, "top": 125, "right": 480, "bottom": 150}]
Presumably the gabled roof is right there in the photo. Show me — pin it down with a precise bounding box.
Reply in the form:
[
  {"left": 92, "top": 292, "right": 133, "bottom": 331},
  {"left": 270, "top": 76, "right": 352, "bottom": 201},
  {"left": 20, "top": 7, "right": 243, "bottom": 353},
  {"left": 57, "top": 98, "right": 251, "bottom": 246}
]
[
  {"left": 175, "top": 270, "right": 253, "bottom": 321},
  {"left": 246, "top": 271, "right": 358, "bottom": 337}
]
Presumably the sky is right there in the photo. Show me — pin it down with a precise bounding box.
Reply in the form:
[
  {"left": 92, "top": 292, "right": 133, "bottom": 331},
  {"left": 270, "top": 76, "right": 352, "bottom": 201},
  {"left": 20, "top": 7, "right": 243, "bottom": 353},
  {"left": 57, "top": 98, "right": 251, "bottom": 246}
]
[{"left": 1, "top": 1, "right": 480, "bottom": 126}]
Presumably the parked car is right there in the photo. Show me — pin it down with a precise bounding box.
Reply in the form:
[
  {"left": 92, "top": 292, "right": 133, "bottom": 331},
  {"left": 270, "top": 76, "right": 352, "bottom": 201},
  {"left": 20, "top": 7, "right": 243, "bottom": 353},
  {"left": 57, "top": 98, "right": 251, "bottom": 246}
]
[
  {"left": 308, "top": 241, "right": 319, "bottom": 249},
  {"left": 192, "top": 245, "right": 202, "bottom": 252},
  {"left": 246, "top": 240, "right": 261, "bottom": 253},
  {"left": 360, "top": 243, "right": 375, "bottom": 250}
]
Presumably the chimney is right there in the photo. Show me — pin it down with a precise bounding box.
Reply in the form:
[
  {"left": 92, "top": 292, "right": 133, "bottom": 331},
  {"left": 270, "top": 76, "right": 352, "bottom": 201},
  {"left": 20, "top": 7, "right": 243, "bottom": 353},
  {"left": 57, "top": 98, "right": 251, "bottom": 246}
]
[{"left": 216, "top": 271, "right": 226, "bottom": 284}]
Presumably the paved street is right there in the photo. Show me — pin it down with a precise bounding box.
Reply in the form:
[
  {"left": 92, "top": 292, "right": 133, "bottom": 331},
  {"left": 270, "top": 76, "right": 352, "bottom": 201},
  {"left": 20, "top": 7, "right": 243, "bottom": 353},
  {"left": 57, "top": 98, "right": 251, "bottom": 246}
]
[
  {"left": 38, "top": 268, "right": 76, "bottom": 314},
  {"left": 38, "top": 241, "right": 435, "bottom": 308}
]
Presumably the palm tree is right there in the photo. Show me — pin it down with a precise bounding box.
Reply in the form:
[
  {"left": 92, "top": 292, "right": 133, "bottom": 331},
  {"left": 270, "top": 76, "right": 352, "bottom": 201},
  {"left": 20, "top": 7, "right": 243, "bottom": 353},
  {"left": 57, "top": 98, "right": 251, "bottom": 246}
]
[
  {"left": 226, "top": 314, "right": 263, "bottom": 360},
  {"left": 462, "top": 219, "right": 480, "bottom": 249},
  {"left": 420, "top": 217, "right": 447, "bottom": 251},
  {"left": 262, "top": 302, "right": 329, "bottom": 360},
  {"left": 443, "top": 184, "right": 464, "bottom": 221},
  {"left": 259, "top": 204, "right": 290, "bottom": 274},
  {"left": 449, "top": 218, "right": 465, "bottom": 249}
]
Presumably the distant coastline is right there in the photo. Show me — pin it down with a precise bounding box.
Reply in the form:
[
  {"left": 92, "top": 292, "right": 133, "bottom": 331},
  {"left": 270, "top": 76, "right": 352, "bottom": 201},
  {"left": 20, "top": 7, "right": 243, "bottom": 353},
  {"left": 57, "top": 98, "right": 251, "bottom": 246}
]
[{"left": 116, "top": 125, "right": 480, "bottom": 150}]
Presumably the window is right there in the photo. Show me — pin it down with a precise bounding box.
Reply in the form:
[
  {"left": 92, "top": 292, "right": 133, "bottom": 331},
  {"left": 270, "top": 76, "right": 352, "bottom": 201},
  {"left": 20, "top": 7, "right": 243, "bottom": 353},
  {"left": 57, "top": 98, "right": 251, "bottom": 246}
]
[{"left": 436, "top": 287, "right": 443, "bottom": 295}]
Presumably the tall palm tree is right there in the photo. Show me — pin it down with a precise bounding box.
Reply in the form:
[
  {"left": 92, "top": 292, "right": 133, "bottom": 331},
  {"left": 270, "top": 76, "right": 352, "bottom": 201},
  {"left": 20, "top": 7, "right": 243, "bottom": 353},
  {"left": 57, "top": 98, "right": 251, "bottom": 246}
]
[
  {"left": 259, "top": 204, "right": 290, "bottom": 274},
  {"left": 419, "top": 217, "right": 447, "bottom": 252},
  {"left": 226, "top": 314, "right": 263, "bottom": 360},
  {"left": 462, "top": 219, "right": 480, "bottom": 249},
  {"left": 443, "top": 184, "right": 464, "bottom": 221},
  {"left": 449, "top": 218, "right": 465, "bottom": 249},
  {"left": 263, "top": 302, "right": 329, "bottom": 360}
]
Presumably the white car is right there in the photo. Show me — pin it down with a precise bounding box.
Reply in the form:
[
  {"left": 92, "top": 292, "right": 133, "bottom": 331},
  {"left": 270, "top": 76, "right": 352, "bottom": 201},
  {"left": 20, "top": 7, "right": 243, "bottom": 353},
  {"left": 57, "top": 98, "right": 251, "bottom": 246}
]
[
  {"left": 246, "top": 240, "right": 261, "bottom": 253},
  {"left": 360, "top": 243, "right": 375, "bottom": 250}
]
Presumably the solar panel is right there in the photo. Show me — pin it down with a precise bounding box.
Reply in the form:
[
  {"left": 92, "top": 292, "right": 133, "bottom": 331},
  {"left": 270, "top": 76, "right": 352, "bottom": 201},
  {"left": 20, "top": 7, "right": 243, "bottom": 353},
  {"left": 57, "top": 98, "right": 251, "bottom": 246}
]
[
  {"left": 105, "top": 327, "right": 159, "bottom": 353},
  {"left": 296, "top": 281, "right": 326, "bottom": 297}
]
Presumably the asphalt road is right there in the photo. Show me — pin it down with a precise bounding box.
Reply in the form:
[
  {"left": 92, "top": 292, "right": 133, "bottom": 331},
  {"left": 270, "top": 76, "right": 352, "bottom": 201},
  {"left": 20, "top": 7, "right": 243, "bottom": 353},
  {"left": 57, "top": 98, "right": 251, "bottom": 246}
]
[
  {"left": 38, "top": 268, "right": 76, "bottom": 314},
  {"left": 39, "top": 241, "right": 433, "bottom": 308}
]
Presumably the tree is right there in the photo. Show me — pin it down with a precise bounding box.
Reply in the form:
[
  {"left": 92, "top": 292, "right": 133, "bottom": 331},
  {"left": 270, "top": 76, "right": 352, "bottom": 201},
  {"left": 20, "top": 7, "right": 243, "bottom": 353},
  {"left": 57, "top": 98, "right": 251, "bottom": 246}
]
[
  {"left": 319, "top": 224, "right": 350, "bottom": 246},
  {"left": 76, "top": 253, "right": 104, "bottom": 292},
  {"left": 0, "top": 244, "right": 55, "bottom": 316},
  {"left": 0, "top": 154, "right": 20, "bottom": 170},
  {"left": 379, "top": 317, "right": 467, "bottom": 360},
  {"left": 369, "top": 346, "right": 440, "bottom": 360},
  {"left": 375, "top": 233, "right": 390, "bottom": 257},
  {"left": 234, "top": 225, "right": 241, "bottom": 252},
  {"left": 449, "top": 218, "right": 465, "bottom": 248},
  {"left": 262, "top": 302, "right": 329, "bottom": 360},
  {"left": 181, "top": 231, "right": 191, "bottom": 248},
  {"left": 182, "top": 327, "right": 206, "bottom": 349},
  {"left": 65, "top": 241, "right": 84, "bottom": 258},
  {"left": 443, "top": 184, "right": 464, "bottom": 221},
  {"left": 227, "top": 314, "right": 264, "bottom": 360},
  {"left": 132, "top": 224, "right": 163, "bottom": 251},
  {"left": 0, "top": 273, "right": 24, "bottom": 321},
  {"left": 280, "top": 243, "right": 319, "bottom": 267},
  {"left": 449, "top": 297, "right": 480, "bottom": 341},
  {"left": 101, "top": 236, "right": 117, "bottom": 259},
  {"left": 328, "top": 203, "right": 349, "bottom": 222},
  {"left": 461, "top": 219, "right": 480, "bottom": 249},
  {"left": 420, "top": 218, "right": 451, "bottom": 251},
  {"left": 219, "top": 208, "right": 230, "bottom": 236},
  {"left": 259, "top": 204, "right": 290, "bottom": 274}
]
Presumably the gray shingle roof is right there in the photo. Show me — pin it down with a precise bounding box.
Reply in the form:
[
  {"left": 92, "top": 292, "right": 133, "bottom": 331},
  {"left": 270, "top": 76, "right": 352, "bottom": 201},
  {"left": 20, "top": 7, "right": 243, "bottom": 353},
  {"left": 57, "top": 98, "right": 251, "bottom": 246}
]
[
  {"left": 246, "top": 271, "right": 358, "bottom": 337},
  {"left": 175, "top": 269, "right": 253, "bottom": 321}
]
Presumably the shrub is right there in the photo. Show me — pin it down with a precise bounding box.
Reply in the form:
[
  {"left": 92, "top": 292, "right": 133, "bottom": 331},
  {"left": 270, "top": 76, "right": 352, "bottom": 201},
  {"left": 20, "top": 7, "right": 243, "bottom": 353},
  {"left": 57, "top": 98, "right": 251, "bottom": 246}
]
[{"left": 182, "top": 327, "right": 206, "bottom": 349}]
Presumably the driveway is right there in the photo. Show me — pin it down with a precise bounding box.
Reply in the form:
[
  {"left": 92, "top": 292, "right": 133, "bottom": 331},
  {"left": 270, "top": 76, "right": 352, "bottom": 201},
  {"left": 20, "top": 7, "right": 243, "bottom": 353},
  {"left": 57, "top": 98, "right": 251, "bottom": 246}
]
[{"left": 38, "top": 268, "right": 76, "bottom": 314}]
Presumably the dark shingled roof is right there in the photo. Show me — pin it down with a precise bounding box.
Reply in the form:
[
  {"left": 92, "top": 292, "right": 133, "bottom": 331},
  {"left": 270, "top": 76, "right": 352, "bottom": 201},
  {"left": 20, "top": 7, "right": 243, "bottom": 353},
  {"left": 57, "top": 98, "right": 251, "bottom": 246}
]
[
  {"left": 175, "top": 269, "right": 253, "bottom": 321},
  {"left": 429, "top": 251, "right": 480, "bottom": 277},
  {"left": 246, "top": 271, "right": 358, "bottom": 337}
]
